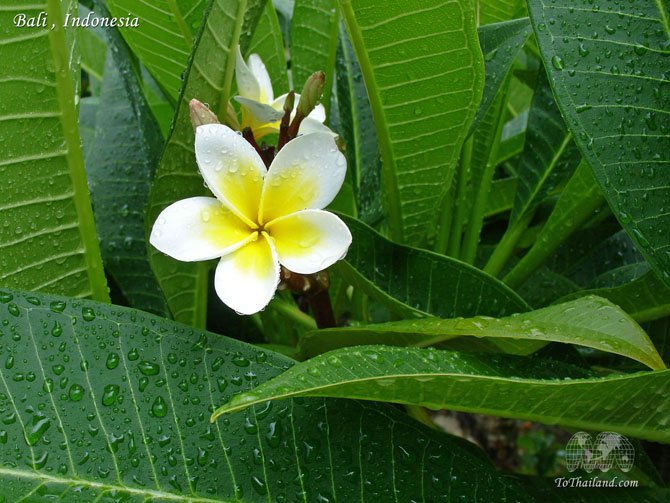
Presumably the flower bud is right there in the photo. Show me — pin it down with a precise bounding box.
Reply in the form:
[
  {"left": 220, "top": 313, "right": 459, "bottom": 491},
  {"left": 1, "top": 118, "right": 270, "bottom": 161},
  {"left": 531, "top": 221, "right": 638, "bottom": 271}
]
[
  {"left": 189, "top": 99, "right": 219, "bottom": 131},
  {"left": 297, "top": 71, "right": 325, "bottom": 117}
]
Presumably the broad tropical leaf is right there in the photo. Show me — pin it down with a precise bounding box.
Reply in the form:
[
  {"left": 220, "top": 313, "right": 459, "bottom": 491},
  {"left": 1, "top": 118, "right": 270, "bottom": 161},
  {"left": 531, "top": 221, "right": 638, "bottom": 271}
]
[
  {"left": 335, "top": 26, "right": 383, "bottom": 225},
  {"left": 299, "top": 296, "right": 666, "bottom": 370},
  {"left": 339, "top": 0, "right": 484, "bottom": 244},
  {"left": 0, "top": 289, "right": 530, "bottom": 501},
  {"left": 479, "top": 0, "right": 523, "bottom": 25},
  {"left": 528, "top": 0, "right": 670, "bottom": 286},
  {"left": 336, "top": 216, "right": 530, "bottom": 319},
  {"left": 0, "top": 0, "right": 108, "bottom": 302},
  {"left": 484, "top": 71, "right": 581, "bottom": 276},
  {"left": 86, "top": 47, "right": 168, "bottom": 316},
  {"left": 213, "top": 345, "right": 670, "bottom": 442},
  {"left": 291, "top": 0, "right": 339, "bottom": 114},
  {"left": 147, "top": 0, "right": 267, "bottom": 327},
  {"left": 561, "top": 272, "right": 670, "bottom": 325},
  {"left": 106, "top": 0, "right": 208, "bottom": 101},
  {"left": 469, "top": 17, "right": 532, "bottom": 134},
  {"left": 247, "top": 1, "right": 288, "bottom": 91},
  {"left": 504, "top": 160, "right": 605, "bottom": 288}
]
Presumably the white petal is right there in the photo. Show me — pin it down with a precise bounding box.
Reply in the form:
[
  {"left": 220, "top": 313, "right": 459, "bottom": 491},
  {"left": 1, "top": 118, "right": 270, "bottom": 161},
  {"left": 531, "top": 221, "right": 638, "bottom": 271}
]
[
  {"left": 271, "top": 94, "right": 326, "bottom": 123},
  {"left": 298, "top": 117, "right": 336, "bottom": 136},
  {"left": 235, "top": 45, "right": 261, "bottom": 101},
  {"left": 150, "top": 197, "right": 255, "bottom": 261},
  {"left": 247, "top": 54, "right": 274, "bottom": 103},
  {"left": 214, "top": 233, "right": 280, "bottom": 315},
  {"left": 259, "top": 133, "right": 347, "bottom": 223},
  {"left": 195, "top": 123, "right": 266, "bottom": 226},
  {"left": 234, "top": 96, "right": 284, "bottom": 123},
  {"left": 307, "top": 103, "right": 326, "bottom": 123},
  {"left": 266, "top": 210, "right": 352, "bottom": 274}
]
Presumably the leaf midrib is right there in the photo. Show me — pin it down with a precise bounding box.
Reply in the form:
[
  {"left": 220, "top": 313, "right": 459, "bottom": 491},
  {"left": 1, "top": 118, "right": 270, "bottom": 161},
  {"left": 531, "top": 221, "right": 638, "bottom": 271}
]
[
  {"left": 339, "top": 1, "right": 404, "bottom": 242},
  {"left": 47, "top": 0, "right": 109, "bottom": 302},
  {"left": 213, "top": 368, "right": 665, "bottom": 417},
  {"left": 0, "top": 466, "right": 231, "bottom": 503}
]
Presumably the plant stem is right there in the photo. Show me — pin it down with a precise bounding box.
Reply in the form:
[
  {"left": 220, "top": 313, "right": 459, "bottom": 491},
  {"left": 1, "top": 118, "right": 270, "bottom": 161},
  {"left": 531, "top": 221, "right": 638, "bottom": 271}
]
[
  {"left": 277, "top": 90, "right": 295, "bottom": 151},
  {"left": 446, "top": 136, "right": 474, "bottom": 258},
  {"left": 461, "top": 87, "right": 509, "bottom": 264},
  {"left": 483, "top": 212, "right": 533, "bottom": 277},
  {"left": 434, "top": 182, "right": 456, "bottom": 254},
  {"left": 271, "top": 299, "right": 317, "bottom": 330}
]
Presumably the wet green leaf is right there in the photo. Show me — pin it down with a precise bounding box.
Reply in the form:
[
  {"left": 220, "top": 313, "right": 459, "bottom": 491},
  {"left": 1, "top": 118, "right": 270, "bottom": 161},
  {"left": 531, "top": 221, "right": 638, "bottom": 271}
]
[
  {"left": 480, "top": 0, "right": 524, "bottom": 25},
  {"left": 299, "top": 296, "right": 665, "bottom": 370},
  {"left": 213, "top": 345, "right": 670, "bottom": 443},
  {"left": 504, "top": 160, "right": 605, "bottom": 288},
  {"left": 105, "top": 0, "right": 208, "bottom": 101},
  {"left": 470, "top": 17, "right": 532, "bottom": 135},
  {"left": 0, "top": 289, "right": 530, "bottom": 501},
  {"left": 335, "top": 26, "right": 383, "bottom": 225},
  {"left": 336, "top": 215, "right": 530, "bottom": 319},
  {"left": 291, "top": 0, "right": 339, "bottom": 115},
  {"left": 247, "top": 1, "right": 288, "bottom": 92},
  {"left": 0, "top": 0, "right": 108, "bottom": 302},
  {"left": 339, "top": 0, "right": 484, "bottom": 244},
  {"left": 560, "top": 272, "right": 670, "bottom": 325},
  {"left": 528, "top": 0, "right": 670, "bottom": 286},
  {"left": 86, "top": 45, "right": 168, "bottom": 316}
]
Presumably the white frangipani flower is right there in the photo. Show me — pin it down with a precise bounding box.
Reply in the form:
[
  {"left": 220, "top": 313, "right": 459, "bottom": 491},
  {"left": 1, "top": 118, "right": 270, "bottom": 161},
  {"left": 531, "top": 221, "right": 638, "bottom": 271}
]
[
  {"left": 150, "top": 124, "right": 351, "bottom": 315},
  {"left": 234, "top": 46, "right": 332, "bottom": 138}
]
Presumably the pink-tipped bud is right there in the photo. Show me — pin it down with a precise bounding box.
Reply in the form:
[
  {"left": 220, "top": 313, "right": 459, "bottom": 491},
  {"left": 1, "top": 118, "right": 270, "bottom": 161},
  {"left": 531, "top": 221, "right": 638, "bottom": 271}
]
[{"left": 189, "top": 99, "right": 219, "bottom": 131}]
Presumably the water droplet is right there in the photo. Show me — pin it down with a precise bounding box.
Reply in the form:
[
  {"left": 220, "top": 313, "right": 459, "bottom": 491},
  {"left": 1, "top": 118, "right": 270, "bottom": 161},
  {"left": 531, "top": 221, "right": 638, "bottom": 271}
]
[
  {"left": 25, "top": 416, "right": 51, "bottom": 446},
  {"left": 551, "top": 55, "right": 564, "bottom": 70},
  {"left": 152, "top": 396, "right": 168, "bottom": 417},
  {"left": 69, "top": 384, "right": 85, "bottom": 402},
  {"left": 81, "top": 307, "right": 96, "bottom": 321},
  {"left": 138, "top": 361, "right": 160, "bottom": 376},
  {"left": 51, "top": 321, "right": 62, "bottom": 337},
  {"left": 106, "top": 353, "right": 120, "bottom": 370},
  {"left": 102, "top": 384, "right": 120, "bottom": 406},
  {"left": 49, "top": 300, "right": 66, "bottom": 312}
]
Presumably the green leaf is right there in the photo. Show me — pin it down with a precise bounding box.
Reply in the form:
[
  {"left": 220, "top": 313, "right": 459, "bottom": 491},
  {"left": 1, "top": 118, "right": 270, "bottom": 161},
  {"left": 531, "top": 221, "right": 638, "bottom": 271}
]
[
  {"left": 503, "top": 160, "right": 605, "bottom": 288},
  {"left": 0, "top": 289, "right": 530, "bottom": 501},
  {"left": 299, "top": 296, "right": 665, "bottom": 370},
  {"left": 509, "top": 70, "right": 580, "bottom": 226},
  {"left": 339, "top": 0, "right": 484, "bottom": 244},
  {"left": 335, "top": 215, "right": 530, "bottom": 319},
  {"left": 461, "top": 90, "right": 508, "bottom": 263},
  {"left": 560, "top": 272, "right": 670, "bottom": 325},
  {"left": 479, "top": 0, "right": 524, "bottom": 25},
  {"left": 213, "top": 345, "right": 670, "bottom": 443},
  {"left": 335, "top": 25, "right": 383, "bottom": 225},
  {"left": 247, "top": 1, "right": 288, "bottom": 92},
  {"left": 291, "top": 0, "right": 339, "bottom": 115},
  {"left": 561, "top": 231, "right": 644, "bottom": 287},
  {"left": 105, "top": 0, "right": 208, "bottom": 101},
  {"left": 0, "top": 0, "right": 108, "bottom": 302},
  {"left": 86, "top": 46, "right": 168, "bottom": 316},
  {"left": 79, "top": 27, "right": 106, "bottom": 83},
  {"left": 527, "top": 0, "right": 670, "bottom": 286},
  {"left": 469, "top": 17, "right": 532, "bottom": 135},
  {"left": 484, "top": 177, "right": 517, "bottom": 218},
  {"left": 147, "top": 0, "right": 268, "bottom": 327},
  {"left": 484, "top": 71, "right": 581, "bottom": 276}
]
